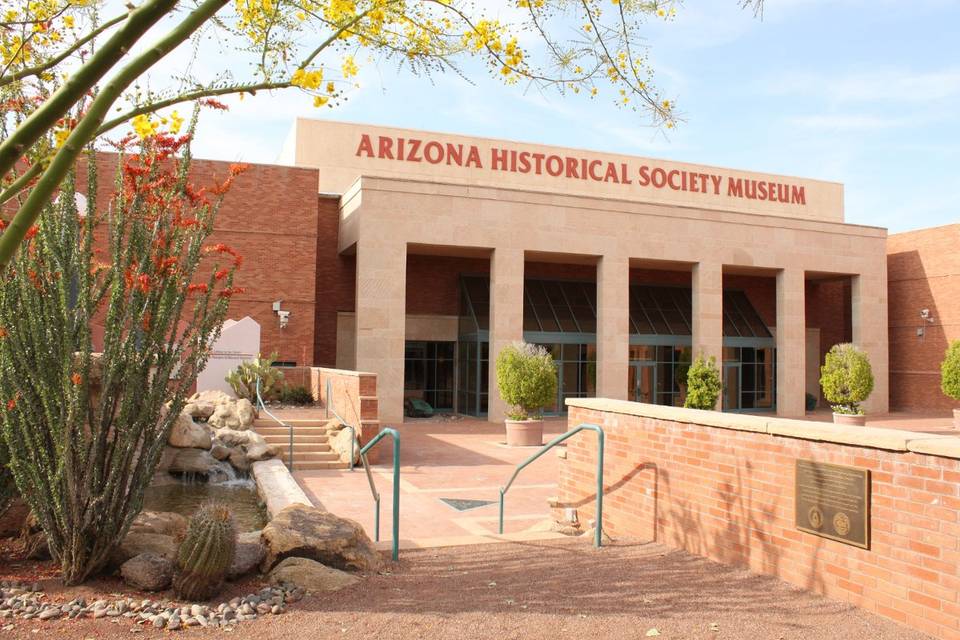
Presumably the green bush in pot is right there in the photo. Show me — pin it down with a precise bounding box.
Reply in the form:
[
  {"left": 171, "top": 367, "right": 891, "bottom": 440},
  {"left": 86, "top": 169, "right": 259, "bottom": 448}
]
[
  {"left": 495, "top": 342, "right": 557, "bottom": 420},
  {"left": 820, "top": 343, "right": 873, "bottom": 416}
]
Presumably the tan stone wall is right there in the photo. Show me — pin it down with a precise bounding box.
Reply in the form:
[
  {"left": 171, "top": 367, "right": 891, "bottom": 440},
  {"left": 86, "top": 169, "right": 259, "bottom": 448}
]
[{"left": 341, "top": 176, "right": 888, "bottom": 423}]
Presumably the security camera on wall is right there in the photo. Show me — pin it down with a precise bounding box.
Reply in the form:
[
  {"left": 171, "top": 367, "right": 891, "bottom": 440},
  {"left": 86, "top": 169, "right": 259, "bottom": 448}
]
[{"left": 278, "top": 310, "right": 291, "bottom": 329}]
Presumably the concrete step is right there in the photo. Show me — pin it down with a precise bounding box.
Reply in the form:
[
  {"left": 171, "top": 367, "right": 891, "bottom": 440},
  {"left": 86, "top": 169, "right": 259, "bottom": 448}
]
[
  {"left": 270, "top": 443, "right": 332, "bottom": 453},
  {"left": 254, "top": 426, "right": 336, "bottom": 437},
  {"left": 253, "top": 418, "right": 334, "bottom": 429},
  {"left": 279, "top": 450, "right": 339, "bottom": 462},
  {"left": 260, "top": 434, "right": 330, "bottom": 445},
  {"left": 290, "top": 461, "right": 350, "bottom": 471}
]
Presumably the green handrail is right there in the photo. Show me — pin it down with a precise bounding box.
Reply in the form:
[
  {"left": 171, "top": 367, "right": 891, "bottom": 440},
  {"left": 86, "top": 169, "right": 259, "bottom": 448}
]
[
  {"left": 359, "top": 427, "right": 401, "bottom": 561},
  {"left": 256, "top": 376, "right": 294, "bottom": 470},
  {"left": 498, "top": 423, "right": 605, "bottom": 547}
]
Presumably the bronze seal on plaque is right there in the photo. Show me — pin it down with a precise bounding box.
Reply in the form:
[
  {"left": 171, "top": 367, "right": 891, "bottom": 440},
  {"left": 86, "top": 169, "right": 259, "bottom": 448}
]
[
  {"left": 807, "top": 506, "right": 824, "bottom": 530},
  {"left": 833, "top": 512, "right": 851, "bottom": 536}
]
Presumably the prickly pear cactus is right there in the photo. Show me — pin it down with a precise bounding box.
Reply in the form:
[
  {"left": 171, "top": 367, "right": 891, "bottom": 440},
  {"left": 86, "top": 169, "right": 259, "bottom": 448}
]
[{"left": 173, "top": 502, "right": 237, "bottom": 601}]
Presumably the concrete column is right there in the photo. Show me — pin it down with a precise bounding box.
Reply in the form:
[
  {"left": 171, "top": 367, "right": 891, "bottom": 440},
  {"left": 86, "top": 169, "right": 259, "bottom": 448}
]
[
  {"left": 487, "top": 247, "right": 525, "bottom": 423},
  {"left": 692, "top": 262, "right": 724, "bottom": 409},
  {"left": 852, "top": 272, "right": 889, "bottom": 415},
  {"left": 354, "top": 240, "right": 407, "bottom": 425},
  {"left": 776, "top": 268, "right": 806, "bottom": 417},
  {"left": 596, "top": 255, "right": 630, "bottom": 400}
]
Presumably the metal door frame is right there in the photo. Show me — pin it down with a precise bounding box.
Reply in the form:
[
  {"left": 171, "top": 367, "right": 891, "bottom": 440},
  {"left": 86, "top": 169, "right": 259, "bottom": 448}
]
[{"left": 629, "top": 360, "right": 656, "bottom": 403}]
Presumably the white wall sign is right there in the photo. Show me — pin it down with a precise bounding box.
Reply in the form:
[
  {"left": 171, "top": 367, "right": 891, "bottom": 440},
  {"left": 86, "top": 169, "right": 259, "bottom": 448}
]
[{"left": 197, "top": 317, "right": 261, "bottom": 396}]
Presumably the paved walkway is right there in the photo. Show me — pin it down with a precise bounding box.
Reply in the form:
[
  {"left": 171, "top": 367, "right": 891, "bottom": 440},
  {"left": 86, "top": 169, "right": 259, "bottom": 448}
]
[{"left": 293, "top": 417, "right": 570, "bottom": 549}]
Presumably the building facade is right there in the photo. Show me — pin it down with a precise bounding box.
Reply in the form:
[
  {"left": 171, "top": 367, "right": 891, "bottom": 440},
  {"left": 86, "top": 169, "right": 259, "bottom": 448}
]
[{"left": 284, "top": 120, "right": 889, "bottom": 424}]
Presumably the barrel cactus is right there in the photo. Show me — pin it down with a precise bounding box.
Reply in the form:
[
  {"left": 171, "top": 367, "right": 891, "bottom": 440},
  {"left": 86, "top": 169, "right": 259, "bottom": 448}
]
[{"left": 173, "top": 503, "right": 237, "bottom": 601}]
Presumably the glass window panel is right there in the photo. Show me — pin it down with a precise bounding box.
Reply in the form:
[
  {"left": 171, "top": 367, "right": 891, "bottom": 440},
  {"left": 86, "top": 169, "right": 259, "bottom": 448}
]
[
  {"left": 630, "top": 345, "right": 655, "bottom": 361},
  {"left": 742, "top": 363, "right": 756, "bottom": 391},
  {"left": 656, "top": 346, "right": 674, "bottom": 362},
  {"left": 723, "top": 347, "right": 739, "bottom": 362},
  {"left": 741, "top": 347, "right": 756, "bottom": 364},
  {"left": 562, "top": 344, "right": 581, "bottom": 361},
  {"left": 574, "top": 309, "right": 596, "bottom": 333},
  {"left": 741, "top": 393, "right": 756, "bottom": 409},
  {"left": 405, "top": 341, "right": 427, "bottom": 359},
  {"left": 523, "top": 303, "right": 541, "bottom": 332},
  {"left": 534, "top": 305, "right": 559, "bottom": 331},
  {"left": 527, "top": 281, "right": 549, "bottom": 305},
  {"left": 562, "top": 362, "right": 578, "bottom": 394},
  {"left": 437, "top": 342, "right": 454, "bottom": 359},
  {"left": 564, "top": 282, "right": 590, "bottom": 307}
]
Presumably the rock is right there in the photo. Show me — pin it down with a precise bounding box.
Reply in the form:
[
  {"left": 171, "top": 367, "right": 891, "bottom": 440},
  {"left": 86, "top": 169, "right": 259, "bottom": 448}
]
[
  {"left": 236, "top": 399, "right": 256, "bottom": 428},
  {"left": 120, "top": 553, "right": 173, "bottom": 592},
  {"left": 209, "top": 403, "right": 242, "bottom": 430},
  {"left": 210, "top": 444, "right": 231, "bottom": 461},
  {"left": 323, "top": 418, "right": 344, "bottom": 432},
  {"left": 168, "top": 413, "right": 212, "bottom": 449},
  {"left": 579, "top": 527, "right": 614, "bottom": 544},
  {"left": 111, "top": 531, "right": 177, "bottom": 567},
  {"left": 0, "top": 498, "right": 29, "bottom": 538},
  {"left": 215, "top": 428, "right": 255, "bottom": 448},
  {"left": 330, "top": 428, "right": 359, "bottom": 465},
  {"left": 245, "top": 442, "right": 277, "bottom": 463},
  {"left": 168, "top": 448, "right": 218, "bottom": 475},
  {"left": 260, "top": 504, "right": 382, "bottom": 573},
  {"left": 268, "top": 557, "right": 359, "bottom": 592},
  {"left": 185, "top": 401, "right": 216, "bottom": 420},
  {"left": 229, "top": 532, "right": 266, "bottom": 580},
  {"left": 189, "top": 389, "right": 234, "bottom": 405},
  {"left": 130, "top": 511, "right": 188, "bottom": 538},
  {"left": 228, "top": 449, "right": 251, "bottom": 473},
  {"left": 156, "top": 446, "right": 179, "bottom": 472},
  {"left": 19, "top": 512, "right": 48, "bottom": 560}
]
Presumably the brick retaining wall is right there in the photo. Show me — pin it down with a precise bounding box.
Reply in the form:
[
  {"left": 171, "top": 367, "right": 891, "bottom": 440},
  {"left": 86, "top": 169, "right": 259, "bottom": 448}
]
[{"left": 559, "top": 398, "right": 960, "bottom": 639}]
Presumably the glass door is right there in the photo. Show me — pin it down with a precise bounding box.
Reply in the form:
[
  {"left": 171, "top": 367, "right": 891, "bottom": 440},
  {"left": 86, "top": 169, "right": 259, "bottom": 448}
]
[
  {"left": 629, "top": 361, "right": 656, "bottom": 403},
  {"left": 723, "top": 363, "right": 740, "bottom": 411}
]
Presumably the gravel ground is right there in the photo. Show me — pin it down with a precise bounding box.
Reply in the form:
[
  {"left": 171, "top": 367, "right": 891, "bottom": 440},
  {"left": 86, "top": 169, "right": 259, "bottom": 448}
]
[{"left": 0, "top": 538, "right": 933, "bottom": 640}]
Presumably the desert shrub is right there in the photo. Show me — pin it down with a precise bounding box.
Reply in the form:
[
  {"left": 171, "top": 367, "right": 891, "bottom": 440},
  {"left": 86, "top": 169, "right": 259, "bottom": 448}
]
[
  {"left": 281, "top": 384, "right": 314, "bottom": 405},
  {"left": 226, "top": 353, "right": 283, "bottom": 401},
  {"left": 0, "top": 128, "right": 241, "bottom": 584},
  {"left": 173, "top": 502, "right": 237, "bottom": 601},
  {"left": 495, "top": 342, "right": 557, "bottom": 420},
  {"left": 941, "top": 340, "right": 960, "bottom": 401},
  {"left": 820, "top": 343, "right": 874, "bottom": 415},
  {"left": 683, "top": 354, "right": 722, "bottom": 410}
]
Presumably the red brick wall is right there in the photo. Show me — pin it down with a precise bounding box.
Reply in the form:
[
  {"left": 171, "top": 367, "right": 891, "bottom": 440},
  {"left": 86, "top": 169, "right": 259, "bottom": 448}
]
[
  {"left": 71, "top": 153, "right": 322, "bottom": 366},
  {"left": 888, "top": 225, "right": 960, "bottom": 412},
  {"left": 314, "top": 196, "right": 355, "bottom": 366},
  {"left": 561, "top": 404, "right": 960, "bottom": 640}
]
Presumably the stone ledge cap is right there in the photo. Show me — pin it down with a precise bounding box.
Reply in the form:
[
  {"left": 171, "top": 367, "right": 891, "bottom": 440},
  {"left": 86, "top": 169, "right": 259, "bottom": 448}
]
[
  {"left": 766, "top": 419, "right": 917, "bottom": 451},
  {"left": 565, "top": 398, "right": 768, "bottom": 433},
  {"left": 906, "top": 436, "right": 960, "bottom": 460}
]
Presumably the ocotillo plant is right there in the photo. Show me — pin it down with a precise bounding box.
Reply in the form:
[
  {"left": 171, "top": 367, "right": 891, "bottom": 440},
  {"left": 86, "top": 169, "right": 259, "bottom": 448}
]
[
  {"left": 173, "top": 502, "right": 237, "bottom": 601},
  {"left": 0, "top": 113, "right": 244, "bottom": 584}
]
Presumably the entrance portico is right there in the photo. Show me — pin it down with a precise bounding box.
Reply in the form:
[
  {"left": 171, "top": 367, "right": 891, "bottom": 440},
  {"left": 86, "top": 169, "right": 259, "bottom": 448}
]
[{"left": 296, "top": 120, "right": 889, "bottom": 425}]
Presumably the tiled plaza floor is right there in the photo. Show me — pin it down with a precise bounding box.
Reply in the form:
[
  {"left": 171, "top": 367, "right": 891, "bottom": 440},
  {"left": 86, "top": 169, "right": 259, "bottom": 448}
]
[{"left": 291, "top": 416, "right": 570, "bottom": 549}]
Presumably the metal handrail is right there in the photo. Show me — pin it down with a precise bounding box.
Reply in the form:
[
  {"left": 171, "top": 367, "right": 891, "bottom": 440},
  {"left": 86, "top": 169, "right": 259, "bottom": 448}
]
[
  {"left": 498, "top": 422, "right": 605, "bottom": 547},
  {"left": 359, "top": 428, "right": 401, "bottom": 561},
  {"left": 256, "top": 376, "right": 294, "bottom": 470}
]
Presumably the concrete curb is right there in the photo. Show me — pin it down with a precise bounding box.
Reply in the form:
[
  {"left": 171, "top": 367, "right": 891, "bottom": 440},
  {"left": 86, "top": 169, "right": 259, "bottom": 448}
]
[{"left": 251, "top": 459, "right": 313, "bottom": 519}]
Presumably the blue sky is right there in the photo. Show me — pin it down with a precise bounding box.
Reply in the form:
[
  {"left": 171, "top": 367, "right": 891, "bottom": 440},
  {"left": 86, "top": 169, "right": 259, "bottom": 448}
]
[{"left": 184, "top": 0, "right": 960, "bottom": 233}]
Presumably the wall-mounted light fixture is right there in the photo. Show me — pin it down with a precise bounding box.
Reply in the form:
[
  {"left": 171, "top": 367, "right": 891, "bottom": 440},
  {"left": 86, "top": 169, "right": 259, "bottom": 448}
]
[{"left": 272, "top": 300, "right": 291, "bottom": 329}]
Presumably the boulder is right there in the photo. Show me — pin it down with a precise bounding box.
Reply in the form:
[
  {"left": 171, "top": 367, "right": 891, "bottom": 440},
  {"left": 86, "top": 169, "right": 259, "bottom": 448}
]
[
  {"left": 156, "top": 446, "right": 179, "bottom": 472},
  {"left": 268, "top": 557, "right": 359, "bottom": 592},
  {"left": 245, "top": 442, "right": 277, "bottom": 463},
  {"left": 210, "top": 444, "right": 231, "bottom": 461},
  {"left": 168, "top": 413, "right": 212, "bottom": 449},
  {"left": 228, "top": 449, "right": 251, "bottom": 473},
  {"left": 168, "top": 448, "right": 218, "bottom": 475},
  {"left": 130, "top": 511, "right": 188, "bottom": 538},
  {"left": 184, "top": 401, "right": 215, "bottom": 421},
  {"left": 229, "top": 531, "right": 266, "bottom": 580},
  {"left": 260, "top": 504, "right": 382, "bottom": 573},
  {"left": 330, "top": 428, "right": 358, "bottom": 465},
  {"left": 525, "top": 519, "right": 581, "bottom": 536},
  {"left": 236, "top": 398, "right": 256, "bottom": 428},
  {"left": 19, "top": 512, "right": 49, "bottom": 560},
  {"left": 209, "top": 403, "right": 242, "bottom": 430},
  {"left": 120, "top": 553, "right": 173, "bottom": 591},
  {"left": 189, "top": 389, "right": 234, "bottom": 405},
  {"left": 111, "top": 531, "right": 177, "bottom": 567},
  {"left": 0, "top": 498, "right": 29, "bottom": 538},
  {"left": 215, "top": 428, "right": 256, "bottom": 448}
]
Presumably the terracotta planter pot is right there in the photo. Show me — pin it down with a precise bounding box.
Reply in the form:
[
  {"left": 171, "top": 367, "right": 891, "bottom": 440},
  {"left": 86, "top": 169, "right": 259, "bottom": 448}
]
[
  {"left": 833, "top": 412, "right": 866, "bottom": 426},
  {"left": 505, "top": 419, "right": 544, "bottom": 447},
  {"left": 954, "top": 409, "right": 960, "bottom": 430}
]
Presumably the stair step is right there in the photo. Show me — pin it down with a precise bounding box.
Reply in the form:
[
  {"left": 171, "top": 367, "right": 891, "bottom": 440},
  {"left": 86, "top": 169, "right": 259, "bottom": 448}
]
[
  {"left": 270, "top": 443, "right": 332, "bottom": 453},
  {"left": 279, "top": 451, "right": 339, "bottom": 462},
  {"left": 255, "top": 427, "right": 336, "bottom": 437},
  {"left": 260, "top": 434, "right": 330, "bottom": 445},
  {"left": 254, "top": 418, "right": 335, "bottom": 428},
  {"left": 290, "top": 461, "right": 350, "bottom": 471}
]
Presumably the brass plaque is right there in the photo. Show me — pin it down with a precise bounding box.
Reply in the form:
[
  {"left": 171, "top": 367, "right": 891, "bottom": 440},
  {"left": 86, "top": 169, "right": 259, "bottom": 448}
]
[{"left": 795, "top": 460, "right": 870, "bottom": 549}]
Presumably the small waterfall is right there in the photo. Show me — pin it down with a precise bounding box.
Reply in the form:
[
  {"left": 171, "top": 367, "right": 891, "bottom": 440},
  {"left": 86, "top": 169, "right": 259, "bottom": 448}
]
[{"left": 208, "top": 459, "right": 254, "bottom": 489}]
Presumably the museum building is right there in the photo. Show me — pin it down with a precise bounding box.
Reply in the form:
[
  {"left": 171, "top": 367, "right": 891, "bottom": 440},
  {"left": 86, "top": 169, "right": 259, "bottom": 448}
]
[{"left": 173, "top": 118, "right": 907, "bottom": 426}]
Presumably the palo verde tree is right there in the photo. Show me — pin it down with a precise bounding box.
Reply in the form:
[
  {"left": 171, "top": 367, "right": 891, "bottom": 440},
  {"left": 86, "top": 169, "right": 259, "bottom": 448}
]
[
  {"left": 1, "top": 0, "right": 762, "bottom": 266},
  {"left": 0, "top": 113, "right": 245, "bottom": 584}
]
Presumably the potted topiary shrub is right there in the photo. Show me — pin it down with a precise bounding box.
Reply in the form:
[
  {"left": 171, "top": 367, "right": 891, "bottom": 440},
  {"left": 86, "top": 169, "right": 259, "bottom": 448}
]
[
  {"left": 683, "top": 354, "right": 722, "bottom": 410},
  {"left": 820, "top": 343, "right": 874, "bottom": 426},
  {"left": 940, "top": 340, "right": 960, "bottom": 429},
  {"left": 495, "top": 342, "right": 558, "bottom": 446}
]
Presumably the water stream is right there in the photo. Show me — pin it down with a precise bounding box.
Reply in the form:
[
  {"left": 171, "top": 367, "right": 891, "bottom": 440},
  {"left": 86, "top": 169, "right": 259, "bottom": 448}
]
[{"left": 143, "top": 468, "right": 267, "bottom": 532}]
